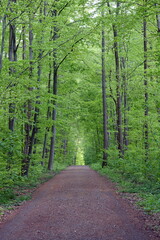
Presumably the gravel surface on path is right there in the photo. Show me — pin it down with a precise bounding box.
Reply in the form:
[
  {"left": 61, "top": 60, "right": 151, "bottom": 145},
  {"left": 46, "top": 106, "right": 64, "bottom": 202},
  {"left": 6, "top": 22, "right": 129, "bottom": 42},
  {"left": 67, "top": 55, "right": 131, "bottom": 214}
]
[{"left": 0, "top": 166, "right": 159, "bottom": 240}]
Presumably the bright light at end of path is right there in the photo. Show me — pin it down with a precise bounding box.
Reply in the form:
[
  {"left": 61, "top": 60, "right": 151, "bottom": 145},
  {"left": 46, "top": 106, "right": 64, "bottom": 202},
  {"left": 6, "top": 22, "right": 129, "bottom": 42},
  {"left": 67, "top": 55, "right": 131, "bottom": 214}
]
[{"left": 76, "top": 147, "right": 85, "bottom": 165}]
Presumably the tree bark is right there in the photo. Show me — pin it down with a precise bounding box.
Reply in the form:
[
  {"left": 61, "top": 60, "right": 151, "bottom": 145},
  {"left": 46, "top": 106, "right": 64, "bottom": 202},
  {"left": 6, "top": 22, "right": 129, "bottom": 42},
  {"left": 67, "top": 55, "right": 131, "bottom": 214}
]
[
  {"left": 29, "top": 6, "right": 44, "bottom": 158},
  {"left": 8, "top": 0, "right": 17, "bottom": 132},
  {"left": 107, "top": 1, "right": 123, "bottom": 157},
  {"left": 21, "top": 16, "right": 34, "bottom": 176},
  {"left": 113, "top": 5, "right": 123, "bottom": 157},
  {"left": 143, "top": 0, "right": 149, "bottom": 162},
  {"left": 0, "top": 1, "right": 9, "bottom": 71},
  {"left": 101, "top": 10, "right": 109, "bottom": 168},
  {"left": 22, "top": 26, "right": 26, "bottom": 60},
  {"left": 48, "top": 62, "right": 58, "bottom": 170},
  {"left": 48, "top": 7, "right": 59, "bottom": 170},
  {"left": 121, "top": 57, "right": 129, "bottom": 149},
  {"left": 22, "top": 5, "right": 45, "bottom": 175},
  {"left": 42, "top": 58, "right": 52, "bottom": 160}
]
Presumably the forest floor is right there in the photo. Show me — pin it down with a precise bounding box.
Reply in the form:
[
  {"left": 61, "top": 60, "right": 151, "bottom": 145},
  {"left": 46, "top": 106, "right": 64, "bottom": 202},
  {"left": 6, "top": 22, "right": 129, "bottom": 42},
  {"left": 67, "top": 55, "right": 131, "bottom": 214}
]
[{"left": 0, "top": 166, "right": 160, "bottom": 240}]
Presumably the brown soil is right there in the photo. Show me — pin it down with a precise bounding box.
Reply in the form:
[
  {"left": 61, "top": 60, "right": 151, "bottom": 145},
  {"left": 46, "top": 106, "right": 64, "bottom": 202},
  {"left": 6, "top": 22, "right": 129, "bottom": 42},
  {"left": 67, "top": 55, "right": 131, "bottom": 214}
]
[{"left": 0, "top": 166, "right": 159, "bottom": 240}]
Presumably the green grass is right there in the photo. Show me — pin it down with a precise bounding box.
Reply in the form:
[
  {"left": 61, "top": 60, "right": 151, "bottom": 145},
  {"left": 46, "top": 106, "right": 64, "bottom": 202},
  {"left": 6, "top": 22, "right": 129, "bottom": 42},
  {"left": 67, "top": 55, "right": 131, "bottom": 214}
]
[{"left": 91, "top": 162, "right": 160, "bottom": 213}]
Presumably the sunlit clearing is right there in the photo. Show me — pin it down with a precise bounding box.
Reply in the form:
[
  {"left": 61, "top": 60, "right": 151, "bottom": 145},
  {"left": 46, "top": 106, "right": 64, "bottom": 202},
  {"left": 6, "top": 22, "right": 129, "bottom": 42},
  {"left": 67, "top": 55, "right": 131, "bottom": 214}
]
[{"left": 76, "top": 147, "right": 85, "bottom": 165}]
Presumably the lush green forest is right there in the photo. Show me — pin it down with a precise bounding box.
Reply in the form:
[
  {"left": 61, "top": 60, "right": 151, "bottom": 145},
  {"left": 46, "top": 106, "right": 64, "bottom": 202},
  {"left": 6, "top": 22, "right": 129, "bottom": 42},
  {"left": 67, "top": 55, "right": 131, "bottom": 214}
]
[{"left": 0, "top": 0, "right": 160, "bottom": 211}]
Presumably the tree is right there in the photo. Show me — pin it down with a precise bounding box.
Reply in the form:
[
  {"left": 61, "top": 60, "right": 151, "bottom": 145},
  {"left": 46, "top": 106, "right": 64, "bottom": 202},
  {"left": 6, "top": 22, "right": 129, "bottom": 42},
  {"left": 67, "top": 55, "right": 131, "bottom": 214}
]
[
  {"left": 143, "top": 0, "right": 149, "bottom": 162},
  {"left": 101, "top": 6, "right": 109, "bottom": 167},
  {"left": 107, "top": 1, "right": 123, "bottom": 157}
]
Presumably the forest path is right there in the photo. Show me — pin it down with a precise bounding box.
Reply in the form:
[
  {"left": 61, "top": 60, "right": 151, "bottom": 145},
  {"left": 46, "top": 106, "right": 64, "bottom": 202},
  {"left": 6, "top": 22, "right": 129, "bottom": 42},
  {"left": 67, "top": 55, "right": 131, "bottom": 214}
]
[{"left": 0, "top": 166, "right": 158, "bottom": 240}]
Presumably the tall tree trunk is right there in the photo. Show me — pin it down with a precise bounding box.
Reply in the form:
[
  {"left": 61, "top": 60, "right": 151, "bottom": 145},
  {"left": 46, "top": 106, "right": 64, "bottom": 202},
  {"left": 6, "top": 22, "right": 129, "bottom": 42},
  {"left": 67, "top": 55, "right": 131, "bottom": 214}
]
[
  {"left": 8, "top": 0, "right": 17, "bottom": 132},
  {"left": 101, "top": 9, "right": 109, "bottom": 168},
  {"left": 42, "top": 27, "right": 52, "bottom": 161},
  {"left": 121, "top": 57, "right": 129, "bottom": 149},
  {"left": 42, "top": 64, "right": 52, "bottom": 159},
  {"left": 48, "top": 8, "right": 58, "bottom": 170},
  {"left": 0, "top": 14, "right": 6, "bottom": 71},
  {"left": 107, "top": 1, "right": 123, "bottom": 157},
  {"left": 22, "top": 4, "right": 44, "bottom": 175},
  {"left": 143, "top": 0, "right": 149, "bottom": 162},
  {"left": 41, "top": 2, "right": 51, "bottom": 161},
  {"left": 62, "top": 138, "right": 68, "bottom": 157},
  {"left": 29, "top": 6, "right": 44, "bottom": 158},
  {"left": 0, "top": 1, "right": 10, "bottom": 71},
  {"left": 48, "top": 62, "right": 58, "bottom": 170},
  {"left": 21, "top": 17, "right": 34, "bottom": 176},
  {"left": 113, "top": 5, "right": 123, "bottom": 157},
  {"left": 22, "top": 26, "right": 26, "bottom": 60},
  {"left": 155, "top": 4, "right": 160, "bottom": 121}
]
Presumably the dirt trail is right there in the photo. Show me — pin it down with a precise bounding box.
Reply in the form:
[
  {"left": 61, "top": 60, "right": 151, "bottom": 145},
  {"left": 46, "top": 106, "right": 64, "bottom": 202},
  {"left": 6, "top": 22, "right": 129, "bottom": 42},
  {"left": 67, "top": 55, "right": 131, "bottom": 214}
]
[{"left": 0, "top": 166, "right": 159, "bottom": 240}]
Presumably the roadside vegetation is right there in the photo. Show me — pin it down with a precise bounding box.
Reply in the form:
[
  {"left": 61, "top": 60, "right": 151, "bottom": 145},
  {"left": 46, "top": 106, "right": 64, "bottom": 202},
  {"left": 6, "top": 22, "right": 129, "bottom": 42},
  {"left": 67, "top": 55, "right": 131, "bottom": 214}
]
[
  {"left": 0, "top": 162, "right": 67, "bottom": 218},
  {"left": 91, "top": 163, "right": 160, "bottom": 214}
]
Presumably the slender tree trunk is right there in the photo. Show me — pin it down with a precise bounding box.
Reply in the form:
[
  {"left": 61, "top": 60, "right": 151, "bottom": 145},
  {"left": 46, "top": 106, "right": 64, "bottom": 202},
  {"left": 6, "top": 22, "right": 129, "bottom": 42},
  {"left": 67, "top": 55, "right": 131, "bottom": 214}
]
[
  {"left": 29, "top": 6, "right": 44, "bottom": 158},
  {"left": 48, "top": 8, "right": 58, "bottom": 170},
  {"left": 107, "top": 1, "right": 123, "bottom": 157},
  {"left": 48, "top": 63, "right": 58, "bottom": 170},
  {"left": 42, "top": 53, "right": 52, "bottom": 159},
  {"left": 63, "top": 138, "right": 68, "bottom": 156},
  {"left": 0, "top": 15, "right": 6, "bottom": 71},
  {"left": 101, "top": 11, "right": 109, "bottom": 167},
  {"left": 143, "top": 0, "right": 149, "bottom": 162},
  {"left": 42, "top": 103, "right": 51, "bottom": 159},
  {"left": 121, "top": 57, "right": 129, "bottom": 149},
  {"left": 41, "top": 3, "right": 51, "bottom": 161},
  {"left": 21, "top": 17, "right": 34, "bottom": 176},
  {"left": 157, "top": 15, "right": 160, "bottom": 33},
  {"left": 155, "top": 4, "right": 160, "bottom": 121},
  {"left": 108, "top": 70, "right": 117, "bottom": 144},
  {"left": 113, "top": 28, "right": 123, "bottom": 157},
  {"left": 22, "top": 26, "right": 26, "bottom": 60},
  {"left": 22, "top": 5, "right": 44, "bottom": 175},
  {"left": 8, "top": 0, "right": 17, "bottom": 132},
  {"left": 21, "top": 25, "right": 26, "bottom": 154},
  {"left": 0, "top": 1, "right": 9, "bottom": 71}
]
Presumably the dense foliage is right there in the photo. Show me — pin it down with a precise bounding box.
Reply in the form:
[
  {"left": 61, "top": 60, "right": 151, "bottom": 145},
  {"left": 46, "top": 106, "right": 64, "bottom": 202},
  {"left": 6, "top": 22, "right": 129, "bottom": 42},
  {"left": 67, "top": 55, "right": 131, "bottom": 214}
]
[{"left": 0, "top": 0, "right": 160, "bottom": 208}]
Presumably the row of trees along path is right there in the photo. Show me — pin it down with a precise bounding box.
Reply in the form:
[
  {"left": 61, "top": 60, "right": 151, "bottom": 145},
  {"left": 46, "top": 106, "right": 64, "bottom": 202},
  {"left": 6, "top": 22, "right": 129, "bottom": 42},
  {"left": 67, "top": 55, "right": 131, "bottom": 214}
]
[
  {"left": 0, "top": 166, "right": 159, "bottom": 240},
  {"left": 0, "top": 1, "right": 160, "bottom": 239},
  {"left": 0, "top": 0, "right": 160, "bottom": 182}
]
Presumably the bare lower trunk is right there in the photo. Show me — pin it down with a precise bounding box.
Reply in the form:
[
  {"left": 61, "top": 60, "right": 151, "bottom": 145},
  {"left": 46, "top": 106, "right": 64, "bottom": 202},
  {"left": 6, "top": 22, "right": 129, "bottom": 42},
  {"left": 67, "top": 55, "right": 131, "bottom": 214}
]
[
  {"left": 42, "top": 132, "right": 48, "bottom": 159},
  {"left": 48, "top": 67, "right": 58, "bottom": 170},
  {"left": 42, "top": 53, "right": 52, "bottom": 160}
]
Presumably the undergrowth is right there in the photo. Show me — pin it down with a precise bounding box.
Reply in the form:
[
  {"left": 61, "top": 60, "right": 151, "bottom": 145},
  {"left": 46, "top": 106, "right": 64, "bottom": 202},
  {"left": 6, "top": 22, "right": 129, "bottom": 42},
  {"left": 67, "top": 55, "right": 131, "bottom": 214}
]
[
  {"left": 91, "top": 162, "right": 160, "bottom": 214},
  {"left": 0, "top": 161, "right": 67, "bottom": 216}
]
